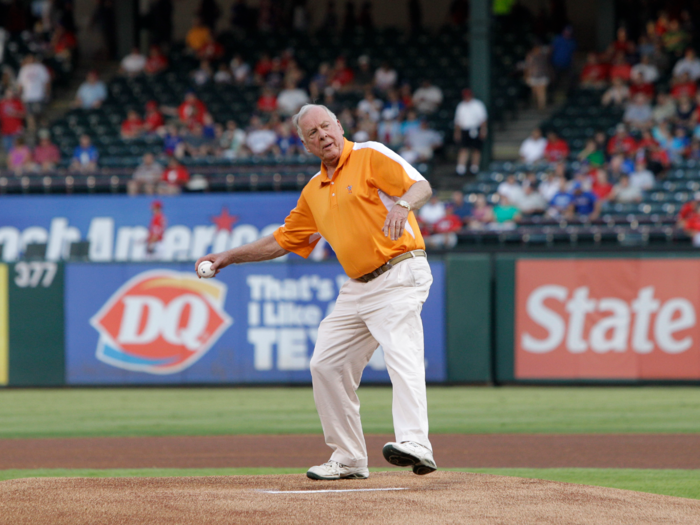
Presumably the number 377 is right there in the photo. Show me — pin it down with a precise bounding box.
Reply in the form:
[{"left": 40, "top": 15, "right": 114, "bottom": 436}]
[{"left": 14, "top": 262, "right": 58, "bottom": 288}]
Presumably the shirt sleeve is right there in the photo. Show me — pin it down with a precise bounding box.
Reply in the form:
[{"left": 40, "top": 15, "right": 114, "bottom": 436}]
[
  {"left": 366, "top": 142, "right": 426, "bottom": 197},
  {"left": 273, "top": 192, "right": 321, "bottom": 259}
]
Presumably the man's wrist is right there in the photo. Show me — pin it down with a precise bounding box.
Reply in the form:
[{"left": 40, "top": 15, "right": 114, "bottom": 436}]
[{"left": 396, "top": 199, "right": 412, "bottom": 211}]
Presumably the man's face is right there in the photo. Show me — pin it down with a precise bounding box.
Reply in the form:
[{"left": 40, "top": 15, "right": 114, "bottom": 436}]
[{"left": 298, "top": 107, "right": 345, "bottom": 165}]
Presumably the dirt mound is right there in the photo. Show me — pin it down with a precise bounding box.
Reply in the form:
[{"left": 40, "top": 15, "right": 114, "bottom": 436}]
[{"left": 2, "top": 471, "right": 699, "bottom": 524}]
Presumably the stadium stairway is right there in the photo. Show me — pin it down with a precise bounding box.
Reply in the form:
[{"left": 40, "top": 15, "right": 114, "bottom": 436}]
[{"left": 493, "top": 105, "right": 560, "bottom": 161}]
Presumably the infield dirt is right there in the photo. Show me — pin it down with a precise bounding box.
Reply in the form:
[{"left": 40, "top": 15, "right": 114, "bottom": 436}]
[
  {"left": 2, "top": 434, "right": 699, "bottom": 469},
  {"left": 2, "top": 471, "right": 700, "bottom": 524}
]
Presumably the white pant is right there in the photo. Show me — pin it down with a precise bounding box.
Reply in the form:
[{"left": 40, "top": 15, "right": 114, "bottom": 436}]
[{"left": 310, "top": 256, "right": 433, "bottom": 467}]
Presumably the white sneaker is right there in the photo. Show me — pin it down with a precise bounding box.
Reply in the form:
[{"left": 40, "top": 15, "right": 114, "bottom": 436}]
[
  {"left": 382, "top": 441, "right": 437, "bottom": 475},
  {"left": 306, "top": 460, "right": 370, "bottom": 480}
]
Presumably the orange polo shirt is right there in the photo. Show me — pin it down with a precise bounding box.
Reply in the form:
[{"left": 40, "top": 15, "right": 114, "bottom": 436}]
[{"left": 274, "top": 139, "right": 427, "bottom": 279}]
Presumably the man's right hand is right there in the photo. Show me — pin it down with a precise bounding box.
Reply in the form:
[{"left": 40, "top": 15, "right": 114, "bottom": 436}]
[{"left": 194, "top": 252, "right": 229, "bottom": 279}]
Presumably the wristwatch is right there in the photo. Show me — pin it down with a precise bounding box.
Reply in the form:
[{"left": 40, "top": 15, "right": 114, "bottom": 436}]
[{"left": 396, "top": 200, "right": 412, "bottom": 211}]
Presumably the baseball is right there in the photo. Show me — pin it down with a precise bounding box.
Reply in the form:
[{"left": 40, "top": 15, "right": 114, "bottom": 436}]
[{"left": 198, "top": 261, "right": 215, "bottom": 278}]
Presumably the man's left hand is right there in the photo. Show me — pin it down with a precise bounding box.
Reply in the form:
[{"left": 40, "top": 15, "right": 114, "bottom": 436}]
[{"left": 382, "top": 204, "right": 410, "bottom": 240}]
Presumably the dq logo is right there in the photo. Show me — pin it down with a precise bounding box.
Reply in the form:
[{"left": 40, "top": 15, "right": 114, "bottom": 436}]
[{"left": 90, "top": 270, "right": 232, "bottom": 374}]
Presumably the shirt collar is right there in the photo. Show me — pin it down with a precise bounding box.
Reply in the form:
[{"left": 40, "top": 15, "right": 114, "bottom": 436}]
[{"left": 319, "top": 139, "right": 354, "bottom": 184}]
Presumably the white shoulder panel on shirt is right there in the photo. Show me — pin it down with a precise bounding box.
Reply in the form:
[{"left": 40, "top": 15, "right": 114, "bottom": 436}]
[{"left": 352, "top": 141, "right": 426, "bottom": 182}]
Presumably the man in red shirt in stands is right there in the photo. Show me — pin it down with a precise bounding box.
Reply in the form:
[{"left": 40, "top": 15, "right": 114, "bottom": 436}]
[
  {"left": 0, "top": 88, "right": 25, "bottom": 152},
  {"left": 609, "top": 51, "right": 631, "bottom": 82},
  {"left": 580, "top": 53, "right": 609, "bottom": 88},
  {"left": 544, "top": 131, "right": 570, "bottom": 162},
  {"left": 331, "top": 56, "right": 354, "bottom": 90},
  {"left": 121, "top": 109, "right": 144, "bottom": 139},
  {"left": 607, "top": 124, "right": 638, "bottom": 155},
  {"left": 177, "top": 92, "right": 208, "bottom": 128},
  {"left": 160, "top": 157, "right": 190, "bottom": 194},
  {"left": 145, "top": 46, "right": 169, "bottom": 75},
  {"left": 144, "top": 101, "right": 164, "bottom": 133},
  {"left": 629, "top": 71, "right": 655, "bottom": 99},
  {"left": 671, "top": 72, "right": 697, "bottom": 99}
]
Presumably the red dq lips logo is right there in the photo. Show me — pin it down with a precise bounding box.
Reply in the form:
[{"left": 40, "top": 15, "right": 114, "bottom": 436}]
[{"left": 90, "top": 270, "right": 232, "bottom": 374}]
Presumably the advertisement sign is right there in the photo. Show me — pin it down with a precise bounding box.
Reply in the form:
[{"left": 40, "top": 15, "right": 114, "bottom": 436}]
[
  {"left": 66, "top": 261, "right": 445, "bottom": 384},
  {"left": 0, "top": 194, "right": 300, "bottom": 263},
  {"left": 515, "top": 259, "right": 700, "bottom": 379}
]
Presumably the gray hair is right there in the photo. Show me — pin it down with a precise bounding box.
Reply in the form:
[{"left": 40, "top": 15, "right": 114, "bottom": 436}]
[{"left": 292, "top": 104, "right": 339, "bottom": 141}]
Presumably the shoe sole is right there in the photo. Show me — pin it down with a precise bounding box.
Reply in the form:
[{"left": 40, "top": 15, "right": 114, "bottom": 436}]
[
  {"left": 306, "top": 471, "right": 369, "bottom": 480},
  {"left": 382, "top": 443, "right": 437, "bottom": 475}
]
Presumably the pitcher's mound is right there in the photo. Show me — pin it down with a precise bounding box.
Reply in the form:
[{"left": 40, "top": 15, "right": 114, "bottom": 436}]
[{"left": 2, "top": 471, "right": 699, "bottom": 524}]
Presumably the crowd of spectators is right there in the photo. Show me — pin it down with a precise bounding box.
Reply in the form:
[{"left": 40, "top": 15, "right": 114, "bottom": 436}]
[{"left": 510, "top": 10, "right": 700, "bottom": 229}]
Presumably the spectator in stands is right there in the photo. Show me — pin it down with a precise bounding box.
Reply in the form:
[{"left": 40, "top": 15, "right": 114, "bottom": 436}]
[
  {"left": 454, "top": 89, "right": 488, "bottom": 175},
  {"left": 381, "top": 89, "right": 404, "bottom": 121},
  {"left": 418, "top": 193, "right": 446, "bottom": 229},
  {"left": 539, "top": 171, "right": 562, "bottom": 202},
  {"left": 121, "top": 109, "right": 144, "bottom": 140},
  {"left": 548, "top": 185, "right": 574, "bottom": 218},
  {"left": 163, "top": 124, "right": 185, "bottom": 158},
  {"left": 609, "top": 51, "right": 631, "bottom": 82},
  {"left": 676, "top": 94, "right": 695, "bottom": 128},
  {"left": 550, "top": 25, "right": 577, "bottom": 89},
  {"left": 682, "top": 201, "right": 700, "bottom": 246},
  {"left": 374, "top": 60, "right": 397, "bottom": 93},
  {"left": 411, "top": 80, "right": 443, "bottom": 115},
  {"left": 185, "top": 17, "right": 212, "bottom": 53},
  {"left": 175, "top": 91, "right": 208, "bottom": 127},
  {"left": 120, "top": 47, "right": 147, "bottom": 76},
  {"left": 663, "top": 19, "right": 689, "bottom": 57},
  {"left": 71, "top": 134, "right": 99, "bottom": 173},
  {"left": 159, "top": 157, "right": 189, "bottom": 194},
  {"left": 623, "top": 93, "right": 653, "bottom": 130},
  {"left": 128, "top": 153, "right": 164, "bottom": 195},
  {"left": 570, "top": 182, "right": 601, "bottom": 219},
  {"left": 602, "top": 77, "right": 630, "bottom": 107},
  {"left": 352, "top": 55, "right": 373, "bottom": 91},
  {"left": 591, "top": 169, "right": 613, "bottom": 201},
  {"left": 671, "top": 72, "right": 696, "bottom": 99},
  {"left": 33, "top": 130, "right": 60, "bottom": 172},
  {"left": 496, "top": 174, "right": 523, "bottom": 205},
  {"left": 517, "top": 182, "right": 547, "bottom": 215},
  {"left": 257, "top": 86, "right": 278, "bottom": 113},
  {"left": 143, "top": 101, "right": 164, "bottom": 134},
  {"left": 629, "top": 160, "right": 655, "bottom": 190},
  {"left": 631, "top": 54, "right": 659, "bottom": 83},
  {"left": 191, "top": 60, "right": 212, "bottom": 86},
  {"left": 610, "top": 174, "right": 642, "bottom": 203},
  {"left": 357, "top": 89, "right": 382, "bottom": 122},
  {"left": 401, "top": 119, "right": 443, "bottom": 162},
  {"left": 330, "top": 56, "right": 354, "bottom": 90},
  {"left": 221, "top": 120, "right": 247, "bottom": 159},
  {"left": 229, "top": 54, "right": 251, "bottom": 84},
  {"left": 469, "top": 194, "right": 493, "bottom": 228},
  {"left": 277, "top": 81, "right": 310, "bottom": 117},
  {"left": 145, "top": 45, "right": 169, "bottom": 75},
  {"left": 577, "top": 138, "right": 605, "bottom": 167},
  {"left": 17, "top": 54, "right": 50, "bottom": 133},
  {"left": 183, "top": 123, "right": 214, "bottom": 157},
  {"left": 274, "top": 122, "right": 303, "bottom": 157},
  {"left": 580, "top": 53, "right": 608, "bottom": 89},
  {"left": 50, "top": 24, "right": 78, "bottom": 63},
  {"left": 0, "top": 87, "right": 25, "bottom": 152},
  {"left": 425, "top": 206, "right": 462, "bottom": 249},
  {"left": 610, "top": 26, "right": 635, "bottom": 57},
  {"left": 519, "top": 127, "right": 547, "bottom": 164},
  {"left": 214, "top": 63, "right": 232, "bottom": 84},
  {"left": 652, "top": 92, "right": 676, "bottom": 123},
  {"left": 543, "top": 131, "right": 570, "bottom": 162},
  {"left": 607, "top": 124, "right": 637, "bottom": 156},
  {"left": 7, "top": 137, "right": 35, "bottom": 175},
  {"left": 669, "top": 127, "right": 690, "bottom": 163},
  {"left": 493, "top": 195, "right": 521, "bottom": 224},
  {"left": 377, "top": 113, "right": 403, "bottom": 148},
  {"left": 673, "top": 48, "right": 700, "bottom": 80},
  {"left": 245, "top": 116, "right": 277, "bottom": 156},
  {"left": 629, "top": 71, "right": 655, "bottom": 99},
  {"left": 448, "top": 191, "right": 472, "bottom": 224},
  {"left": 524, "top": 42, "right": 550, "bottom": 110},
  {"left": 73, "top": 71, "right": 107, "bottom": 109}
]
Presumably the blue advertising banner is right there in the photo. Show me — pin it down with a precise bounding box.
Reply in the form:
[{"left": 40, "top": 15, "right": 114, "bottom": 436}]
[
  {"left": 65, "top": 261, "right": 445, "bottom": 384},
  {"left": 0, "top": 194, "right": 301, "bottom": 262}
]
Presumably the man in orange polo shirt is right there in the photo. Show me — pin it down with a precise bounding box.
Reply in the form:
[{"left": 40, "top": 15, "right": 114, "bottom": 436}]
[{"left": 196, "top": 104, "right": 435, "bottom": 480}]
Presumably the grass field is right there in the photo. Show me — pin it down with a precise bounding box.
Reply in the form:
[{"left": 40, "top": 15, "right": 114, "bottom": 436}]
[
  {"left": 1, "top": 468, "right": 698, "bottom": 500},
  {"left": 2, "top": 386, "right": 700, "bottom": 438}
]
